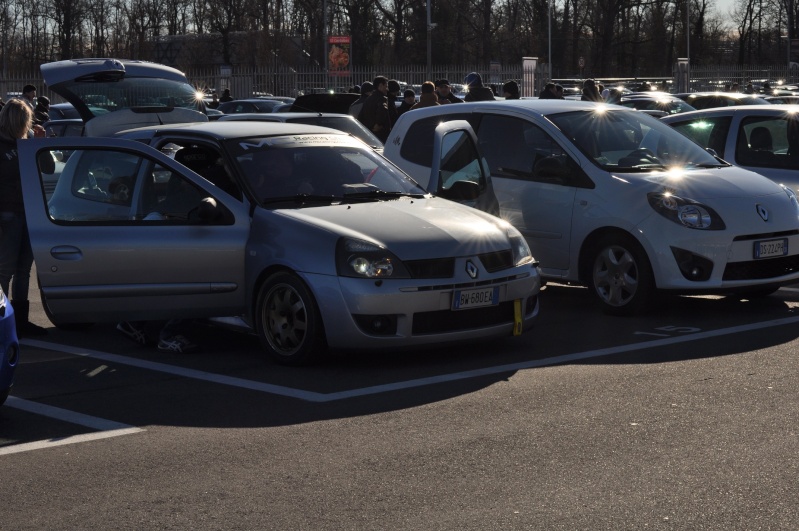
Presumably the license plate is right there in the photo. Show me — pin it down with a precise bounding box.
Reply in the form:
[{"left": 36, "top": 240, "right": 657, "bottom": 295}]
[
  {"left": 452, "top": 287, "right": 500, "bottom": 310},
  {"left": 754, "top": 238, "right": 788, "bottom": 259}
]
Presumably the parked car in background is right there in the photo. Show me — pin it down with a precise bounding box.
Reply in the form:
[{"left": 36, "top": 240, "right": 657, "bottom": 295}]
[
  {"left": 673, "top": 92, "right": 769, "bottom": 110},
  {"left": 217, "top": 112, "right": 384, "bottom": 152},
  {"left": 386, "top": 100, "right": 799, "bottom": 313},
  {"left": 764, "top": 95, "right": 799, "bottom": 105},
  {"left": 216, "top": 99, "right": 286, "bottom": 114},
  {"left": 661, "top": 105, "right": 799, "bottom": 193},
  {"left": 616, "top": 92, "right": 696, "bottom": 115},
  {"left": 42, "top": 58, "right": 209, "bottom": 137},
  {"left": 289, "top": 93, "right": 359, "bottom": 114},
  {"left": 0, "top": 286, "right": 19, "bottom": 406},
  {"left": 48, "top": 102, "right": 81, "bottom": 119},
  {"left": 43, "top": 118, "right": 84, "bottom": 138},
  {"left": 20, "top": 122, "right": 541, "bottom": 365}
]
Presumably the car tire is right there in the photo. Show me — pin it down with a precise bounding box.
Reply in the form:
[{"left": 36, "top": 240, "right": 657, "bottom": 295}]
[
  {"left": 588, "top": 234, "right": 655, "bottom": 316},
  {"left": 255, "top": 272, "right": 326, "bottom": 366}
]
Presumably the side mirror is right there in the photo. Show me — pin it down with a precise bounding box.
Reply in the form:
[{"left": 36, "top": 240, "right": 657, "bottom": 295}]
[{"left": 439, "top": 180, "right": 480, "bottom": 200}]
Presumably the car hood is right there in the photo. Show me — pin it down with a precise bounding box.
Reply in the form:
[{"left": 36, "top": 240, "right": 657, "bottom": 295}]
[
  {"left": 277, "top": 197, "right": 512, "bottom": 260},
  {"left": 629, "top": 166, "right": 787, "bottom": 200}
]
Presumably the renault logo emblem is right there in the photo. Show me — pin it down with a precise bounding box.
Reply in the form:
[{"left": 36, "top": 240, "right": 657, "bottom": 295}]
[
  {"left": 466, "top": 260, "right": 479, "bottom": 279},
  {"left": 756, "top": 204, "right": 769, "bottom": 222}
]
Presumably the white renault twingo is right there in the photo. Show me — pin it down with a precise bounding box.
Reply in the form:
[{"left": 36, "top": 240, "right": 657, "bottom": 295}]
[{"left": 385, "top": 100, "right": 799, "bottom": 314}]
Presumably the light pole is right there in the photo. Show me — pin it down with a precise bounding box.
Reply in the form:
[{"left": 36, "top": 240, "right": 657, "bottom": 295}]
[
  {"left": 548, "top": 0, "right": 552, "bottom": 80},
  {"left": 427, "top": 0, "right": 436, "bottom": 80}
]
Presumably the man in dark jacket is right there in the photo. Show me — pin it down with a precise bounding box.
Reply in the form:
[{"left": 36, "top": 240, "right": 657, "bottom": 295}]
[
  {"left": 358, "top": 76, "right": 392, "bottom": 143},
  {"left": 435, "top": 79, "right": 463, "bottom": 104},
  {"left": 387, "top": 79, "right": 401, "bottom": 127},
  {"left": 463, "top": 72, "right": 496, "bottom": 102},
  {"left": 349, "top": 81, "right": 373, "bottom": 120}
]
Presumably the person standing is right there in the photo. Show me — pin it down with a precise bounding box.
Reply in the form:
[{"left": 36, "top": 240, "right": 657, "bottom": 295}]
[
  {"left": 349, "top": 81, "right": 373, "bottom": 121},
  {"left": 387, "top": 79, "right": 401, "bottom": 128},
  {"left": 580, "top": 79, "right": 603, "bottom": 102},
  {"left": 410, "top": 82, "right": 440, "bottom": 110},
  {"left": 33, "top": 96, "right": 50, "bottom": 125},
  {"left": 207, "top": 93, "right": 220, "bottom": 109},
  {"left": 20, "top": 85, "right": 36, "bottom": 111},
  {"left": 463, "top": 72, "right": 496, "bottom": 102},
  {"left": 0, "top": 99, "right": 47, "bottom": 336},
  {"left": 219, "top": 88, "right": 233, "bottom": 102},
  {"left": 502, "top": 80, "right": 521, "bottom": 99},
  {"left": 539, "top": 82, "right": 558, "bottom": 99},
  {"left": 359, "top": 76, "right": 392, "bottom": 143},
  {"left": 397, "top": 89, "right": 416, "bottom": 116},
  {"left": 435, "top": 79, "right": 463, "bottom": 104}
]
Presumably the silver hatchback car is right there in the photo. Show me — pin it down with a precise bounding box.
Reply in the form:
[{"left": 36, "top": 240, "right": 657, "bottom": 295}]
[{"left": 20, "top": 122, "right": 541, "bottom": 365}]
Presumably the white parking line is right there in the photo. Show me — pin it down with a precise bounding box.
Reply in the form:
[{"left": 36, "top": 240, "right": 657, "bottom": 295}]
[
  {"left": 21, "top": 314, "right": 799, "bottom": 402},
  {"left": 1, "top": 396, "right": 144, "bottom": 456}
]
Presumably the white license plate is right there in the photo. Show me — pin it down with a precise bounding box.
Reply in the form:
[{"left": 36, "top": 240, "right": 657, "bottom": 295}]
[
  {"left": 452, "top": 287, "right": 500, "bottom": 310},
  {"left": 754, "top": 238, "right": 788, "bottom": 259}
]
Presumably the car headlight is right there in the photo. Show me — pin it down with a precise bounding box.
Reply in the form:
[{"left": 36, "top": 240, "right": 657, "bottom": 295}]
[
  {"left": 336, "top": 238, "right": 410, "bottom": 279},
  {"left": 0, "top": 286, "right": 6, "bottom": 318},
  {"left": 507, "top": 225, "right": 534, "bottom": 266},
  {"left": 647, "top": 192, "right": 726, "bottom": 230},
  {"left": 781, "top": 184, "right": 799, "bottom": 217}
]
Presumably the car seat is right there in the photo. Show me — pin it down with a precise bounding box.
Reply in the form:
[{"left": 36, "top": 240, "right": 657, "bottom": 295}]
[{"left": 740, "top": 126, "right": 776, "bottom": 166}]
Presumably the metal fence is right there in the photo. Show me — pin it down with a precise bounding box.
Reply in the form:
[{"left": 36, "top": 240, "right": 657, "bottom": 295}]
[{"left": 3, "top": 62, "right": 798, "bottom": 104}]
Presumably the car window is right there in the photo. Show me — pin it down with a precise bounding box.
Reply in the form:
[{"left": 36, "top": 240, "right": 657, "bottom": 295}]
[
  {"left": 736, "top": 115, "right": 799, "bottom": 169},
  {"left": 439, "top": 129, "right": 482, "bottom": 190},
  {"left": 475, "top": 114, "right": 569, "bottom": 179},
  {"left": 42, "top": 147, "right": 231, "bottom": 224},
  {"left": 668, "top": 116, "right": 732, "bottom": 158},
  {"left": 398, "top": 113, "right": 472, "bottom": 166}
]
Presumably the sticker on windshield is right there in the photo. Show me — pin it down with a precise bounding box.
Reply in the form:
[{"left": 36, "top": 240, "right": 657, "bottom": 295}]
[{"left": 239, "top": 135, "right": 356, "bottom": 150}]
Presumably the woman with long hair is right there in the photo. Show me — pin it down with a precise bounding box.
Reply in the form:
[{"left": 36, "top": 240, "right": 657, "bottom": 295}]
[{"left": 0, "top": 98, "right": 47, "bottom": 335}]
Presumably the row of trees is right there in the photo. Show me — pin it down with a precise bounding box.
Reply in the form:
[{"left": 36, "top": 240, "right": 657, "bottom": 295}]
[{"left": 0, "top": 0, "right": 795, "bottom": 77}]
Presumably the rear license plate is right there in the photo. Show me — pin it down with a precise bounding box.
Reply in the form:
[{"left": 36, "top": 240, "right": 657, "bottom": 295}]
[
  {"left": 754, "top": 238, "right": 788, "bottom": 259},
  {"left": 452, "top": 287, "right": 500, "bottom": 310}
]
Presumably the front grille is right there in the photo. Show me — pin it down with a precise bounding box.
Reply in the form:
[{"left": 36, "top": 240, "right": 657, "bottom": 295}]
[
  {"left": 405, "top": 258, "right": 454, "bottom": 279},
  {"left": 412, "top": 301, "right": 516, "bottom": 335},
  {"left": 479, "top": 250, "right": 513, "bottom": 272},
  {"left": 732, "top": 229, "right": 799, "bottom": 242},
  {"left": 723, "top": 254, "right": 799, "bottom": 280}
]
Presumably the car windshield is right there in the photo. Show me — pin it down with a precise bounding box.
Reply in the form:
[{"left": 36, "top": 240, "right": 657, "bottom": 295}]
[
  {"left": 549, "top": 108, "right": 725, "bottom": 171},
  {"left": 56, "top": 77, "right": 203, "bottom": 117},
  {"left": 224, "top": 135, "right": 426, "bottom": 207}
]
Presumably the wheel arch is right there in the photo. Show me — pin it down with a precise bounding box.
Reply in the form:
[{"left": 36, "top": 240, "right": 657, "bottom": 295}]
[{"left": 577, "top": 227, "right": 652, "bottom": 286}]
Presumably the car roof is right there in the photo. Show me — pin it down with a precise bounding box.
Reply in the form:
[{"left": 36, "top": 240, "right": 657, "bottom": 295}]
[
  {"left": 217, "top": 112, "right": 356, "bottom": 121},
  {"left": 660, "top": 104, "right": 799, "bottom": 122},
  {"left": 113, "top": 120, "right": 353, "bottom": 140},
  {"left": 675, "top": 92, "right": 768, "bottom": 101},
  {"left": 393, "top": 98, "right": 633, "bottom": 118}
]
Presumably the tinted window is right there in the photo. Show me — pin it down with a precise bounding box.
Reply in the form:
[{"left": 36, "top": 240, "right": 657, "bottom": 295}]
[{"left": 736, "top": 115, "right": 799, "bottom": 169}]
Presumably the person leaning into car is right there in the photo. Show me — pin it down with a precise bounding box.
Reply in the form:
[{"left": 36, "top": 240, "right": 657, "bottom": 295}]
[{"left": 0, "top": 99, "right": 48, "bottom": 336}]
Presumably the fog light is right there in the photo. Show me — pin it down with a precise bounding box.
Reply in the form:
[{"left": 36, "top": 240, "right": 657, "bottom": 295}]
[
  {"left": 353, "top": 314, "right": 398, "bottom": 336},
  {"left": 671, "top": 247, "right": 713, "bottom": 281}
]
